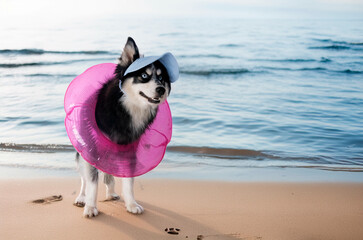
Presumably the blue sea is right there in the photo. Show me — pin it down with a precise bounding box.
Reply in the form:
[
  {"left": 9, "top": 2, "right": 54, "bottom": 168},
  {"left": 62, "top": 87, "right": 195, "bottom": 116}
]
[{"left": 0, "top": 16, "right": 362, "bottom": 181}]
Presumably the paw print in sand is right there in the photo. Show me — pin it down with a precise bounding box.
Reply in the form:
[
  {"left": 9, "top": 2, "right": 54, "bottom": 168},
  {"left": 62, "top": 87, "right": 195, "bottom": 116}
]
[
  {"left": 32, "top": 195, "right": 63, "bottom": 204},
  {"left": 165, "top": 227, "right": 180, "bottom": 235}
]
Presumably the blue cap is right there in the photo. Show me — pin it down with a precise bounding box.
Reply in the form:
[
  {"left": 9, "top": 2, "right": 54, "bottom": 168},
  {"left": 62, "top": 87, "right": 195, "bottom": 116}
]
[{"left": 123, "top": 52, "right": 179, "bottom": 83}]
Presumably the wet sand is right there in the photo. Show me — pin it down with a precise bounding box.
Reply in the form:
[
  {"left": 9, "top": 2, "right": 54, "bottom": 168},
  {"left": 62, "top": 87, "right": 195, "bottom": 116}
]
[{"left": 1, "top": 178, "right": 363, "bottom": 240}]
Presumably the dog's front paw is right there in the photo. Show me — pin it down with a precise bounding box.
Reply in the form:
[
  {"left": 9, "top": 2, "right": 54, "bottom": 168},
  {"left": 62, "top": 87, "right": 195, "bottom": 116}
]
[
  {"left": 125, "top": 201, "right": 144, "bottom": 214},
  {"left": 106, "top": 193, "right": 120, "bottom": 201},
  {"left": 74, "top": 195, "right": 86, "bottom": 207},
  {"left": 83, "top": 206, "right": 99, "bottom": 218}
]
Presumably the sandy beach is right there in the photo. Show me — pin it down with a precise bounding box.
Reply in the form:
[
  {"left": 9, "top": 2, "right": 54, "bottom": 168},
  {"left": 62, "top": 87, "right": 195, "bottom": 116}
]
[
  {"left": 1, "top": 177, "right": 362, "bottom": 240},
  {"left": 1, "top": 1, "right": 363, "bottom": 239}
]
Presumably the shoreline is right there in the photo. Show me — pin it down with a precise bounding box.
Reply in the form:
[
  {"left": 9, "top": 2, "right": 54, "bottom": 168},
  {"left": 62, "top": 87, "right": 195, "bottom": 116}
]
[
  {"left": 1, "top": 177, "right": 363, "bottom": 240},
  {"left": 1, "top": 143, "right": 362, "bottom": 176},
  {"left": 1, "top": 165, "right": 363, "bottom": 183}
]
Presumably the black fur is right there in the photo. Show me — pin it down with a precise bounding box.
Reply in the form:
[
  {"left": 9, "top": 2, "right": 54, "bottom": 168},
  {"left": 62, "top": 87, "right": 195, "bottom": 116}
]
[
  {"left": 75, "top": 152, "right": 80, "bottom": 163},
  {"left": 103, "top": 174, "right": 113, "bottom": 185},
  {"left": 115, "top": 37, "right": 139, "bottom": 80},
  {"left": 90, "top": 165, "right": 98, "bottom": 182}
]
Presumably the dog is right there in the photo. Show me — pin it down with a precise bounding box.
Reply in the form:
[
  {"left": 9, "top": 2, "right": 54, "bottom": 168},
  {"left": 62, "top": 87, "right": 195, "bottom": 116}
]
[{"left": 74, "top": 37, "right": 172, "bottom": 217}]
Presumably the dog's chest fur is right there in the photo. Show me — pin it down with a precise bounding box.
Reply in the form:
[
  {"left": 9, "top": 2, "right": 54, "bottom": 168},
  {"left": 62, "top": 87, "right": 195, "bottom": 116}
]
[{"left": 95, "top": 79, "right": 157, "bottom": 145}]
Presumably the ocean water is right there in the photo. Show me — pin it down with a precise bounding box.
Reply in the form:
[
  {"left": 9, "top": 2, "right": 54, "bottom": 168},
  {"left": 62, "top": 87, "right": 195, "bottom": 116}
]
[{"left": 0, "top": 17, "right": 363, "bottom": 180}]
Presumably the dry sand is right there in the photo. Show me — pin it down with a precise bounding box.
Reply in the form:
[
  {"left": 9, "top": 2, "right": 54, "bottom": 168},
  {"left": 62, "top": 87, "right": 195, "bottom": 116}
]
[{"left": 1, "top": 178, "right": 363, "bottom": 240}]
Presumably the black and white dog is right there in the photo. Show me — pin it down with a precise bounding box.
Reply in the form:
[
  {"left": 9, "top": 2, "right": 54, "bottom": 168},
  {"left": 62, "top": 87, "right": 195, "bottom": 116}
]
[{"left": 74, "top": 37, "right": 172, "bottom": 217}]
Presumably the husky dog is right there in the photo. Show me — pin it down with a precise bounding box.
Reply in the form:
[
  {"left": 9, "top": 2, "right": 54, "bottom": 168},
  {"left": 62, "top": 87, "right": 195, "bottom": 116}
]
[{"left": 74, "top": 37, "right": 171, "bottom": 217}]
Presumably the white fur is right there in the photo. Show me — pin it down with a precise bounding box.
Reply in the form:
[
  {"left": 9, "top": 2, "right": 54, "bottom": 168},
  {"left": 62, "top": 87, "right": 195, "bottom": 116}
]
[
  {"left": 75, "top": 155, "right": 144, "bottom": 217},
  {"left": 74, "top": 177, "right": 86, "bottom": 206},
  {"left": 105, "top": 178, "right": 120, "bottom": 200},
  {"left": 120, "top": 76, "right": 169, "bottom": 132},
  {"left": 122, "top": 178, "right": 144, "bottom": 214}
]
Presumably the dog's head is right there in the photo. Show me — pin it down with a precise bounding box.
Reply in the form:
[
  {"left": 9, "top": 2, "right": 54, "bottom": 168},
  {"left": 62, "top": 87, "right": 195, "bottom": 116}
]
[{"left": 117, "top": 37, "right": 171, "bottom": 108}]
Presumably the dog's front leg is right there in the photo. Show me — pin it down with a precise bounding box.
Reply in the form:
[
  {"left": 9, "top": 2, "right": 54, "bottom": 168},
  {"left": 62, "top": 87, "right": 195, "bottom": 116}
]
[
  {"left": 83, "top": 166, "right": 99, "bottom": 217},
  {"left": 122, "top": 177, "right": 144, "bottom": 214},
  {"left": 104, "top": 174, "right": 120, "bottom": 200}
]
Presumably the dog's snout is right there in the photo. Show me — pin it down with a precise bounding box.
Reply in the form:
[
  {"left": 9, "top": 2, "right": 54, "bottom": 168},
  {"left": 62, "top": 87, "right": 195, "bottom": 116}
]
[{"left": 156, "top": 87, "right": 165, "bottom": 96}]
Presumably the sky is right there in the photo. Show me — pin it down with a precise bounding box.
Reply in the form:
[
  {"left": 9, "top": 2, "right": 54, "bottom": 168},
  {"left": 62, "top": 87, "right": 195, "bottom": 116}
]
[{"left": 0, "top": 0, "right": 363, "bottom": 24}]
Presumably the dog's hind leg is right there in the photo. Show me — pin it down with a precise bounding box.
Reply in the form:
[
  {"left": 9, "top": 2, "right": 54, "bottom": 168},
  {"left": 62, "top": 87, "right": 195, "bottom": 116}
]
[
  {"left": 104, "top": 174, "right": 120, "bottom": 200},
  {"left": 83, "top": 162, "right": 99, "bottom": 217},
  {"left": 122, "top": 177, "right": 144, "bottom": 214},
  {"left": 74, "top": 153, "right": 86, "bottom": 207},
  {"left": 74, "top": 177, "right": 86, "bottom": 207}
]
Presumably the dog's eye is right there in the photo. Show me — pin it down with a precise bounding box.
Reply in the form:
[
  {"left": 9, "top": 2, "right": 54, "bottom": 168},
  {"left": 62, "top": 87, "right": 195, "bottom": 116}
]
[
  {"left": 141, "top": 73, "right": 148, "bottom": 79},
  {"left": 158, "top": 75, "right": 163, "bottom": 81}
]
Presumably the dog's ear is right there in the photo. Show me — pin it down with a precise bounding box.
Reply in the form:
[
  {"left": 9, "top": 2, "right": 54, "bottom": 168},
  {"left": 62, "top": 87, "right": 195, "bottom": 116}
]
[{"left": 118, "top": 37, "right": 140, "bottom": 68}]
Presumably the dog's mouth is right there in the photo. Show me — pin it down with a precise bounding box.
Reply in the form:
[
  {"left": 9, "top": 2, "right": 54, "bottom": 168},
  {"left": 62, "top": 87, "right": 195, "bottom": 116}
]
[{"left": 139, "top": 91, "right": 160, "bottom": 104}]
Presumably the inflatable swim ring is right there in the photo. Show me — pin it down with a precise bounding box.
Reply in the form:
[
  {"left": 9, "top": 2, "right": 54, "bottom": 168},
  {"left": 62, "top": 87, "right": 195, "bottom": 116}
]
[{"left": 64, "top": 62, "right": 174, "bottom": 177}]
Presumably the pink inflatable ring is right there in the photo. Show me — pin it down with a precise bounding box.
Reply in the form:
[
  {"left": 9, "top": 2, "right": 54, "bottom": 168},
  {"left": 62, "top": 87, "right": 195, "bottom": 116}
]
[{"left": 64, "top": 63, "right": 172, "bottom": 177}]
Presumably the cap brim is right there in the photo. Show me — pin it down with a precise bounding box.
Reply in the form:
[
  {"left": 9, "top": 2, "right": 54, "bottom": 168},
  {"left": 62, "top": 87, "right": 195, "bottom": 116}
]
[{"left": 123, "top": 52, "right": 179, "bottom": 83}]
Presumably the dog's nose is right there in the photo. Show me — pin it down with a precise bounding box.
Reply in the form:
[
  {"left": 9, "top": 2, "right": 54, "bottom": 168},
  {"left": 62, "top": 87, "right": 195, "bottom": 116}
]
[{"left": 156, "top": 87, "right": 165, "bottom": 96}]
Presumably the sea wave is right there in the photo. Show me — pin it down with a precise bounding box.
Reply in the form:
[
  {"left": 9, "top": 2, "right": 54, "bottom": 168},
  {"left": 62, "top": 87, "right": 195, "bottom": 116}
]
[
  {"left": 249, "top": 57, "right": 332, "bottom": 63},
  {"left": 179, "top": 66, "right": 361, "bottom": 76},
  {"left": 309, "top": 39, "right": 363, "bottom": 51},
  {"left": 309, "top": 45, "right": 351, "bottom": 50},
  {"left": 219, "top": 43, "right": 243, "bottom": 48},
  {"left": 25, "top": 73, "right": 77, "bottom": 77},
  {"left": 1, "top": 143, "right": 362, "bottom": 172},
  {"left": 0, "top": 73, "right": 77, "bottom": 78},
  {"left": 1, "top": 142, "right": 360, "bottom": 164},
  {"left": 260, "top": 66, "right": 327, "bottom": 71},
  {"left": 18, "top": 120, "right": 61, "bottom": 126},
  {"left": 167, "top": 145, "right": 273, "bottom": 158},
  {"left": 0, "top": 49, "right": 116, "bottom": 55},
  {"left": 312, "top": 38, "right": 363, "bottom": 46},
  {"left": 257, "top": 66, "right": 362, "bottom": 74},
  {"left": 0, "top": 58, "right": 114, "bottom": 68},
  {"left": 338, "top": 69, "right": 363, "bottom": 74},
  {"left": 250, "top": 58, "right": 316, "bottom": 62},
  {"left": 0, "top": 143, "right": 272, "bottom": 157},
  {"left": 0, "top": 143, "right": 74, "bottom": 153},
  {"left": 180, "top": 68, "right": 250, "bottom": 76},
  {"left": 0, "top": 116, "right": 30, "bottom": 123},
  {"left": 178, "top": 54, "right": 238, "bottom": 59}
]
